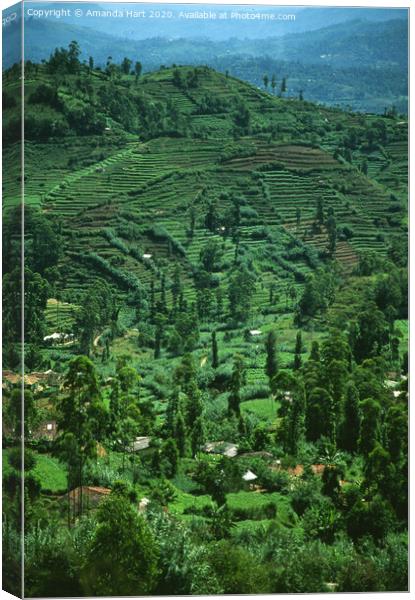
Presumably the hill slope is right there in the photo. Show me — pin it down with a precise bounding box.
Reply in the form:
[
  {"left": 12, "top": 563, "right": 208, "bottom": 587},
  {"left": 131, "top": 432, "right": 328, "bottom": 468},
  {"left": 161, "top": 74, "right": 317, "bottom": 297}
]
[
  {"left": 2, "top": 49, "right": 408, "bottom": 599},
  {"left": 3, "top": 14, "right": 408, "bottom": 113},
  {"left": 3, "top": 62, "right": 408, "bottom": 308}
]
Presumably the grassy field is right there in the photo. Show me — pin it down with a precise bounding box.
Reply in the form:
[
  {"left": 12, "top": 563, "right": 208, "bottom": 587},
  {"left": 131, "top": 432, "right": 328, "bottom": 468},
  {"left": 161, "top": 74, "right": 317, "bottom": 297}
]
[{"left": 3, "top": 450, "right": 68, "bottom": 493}]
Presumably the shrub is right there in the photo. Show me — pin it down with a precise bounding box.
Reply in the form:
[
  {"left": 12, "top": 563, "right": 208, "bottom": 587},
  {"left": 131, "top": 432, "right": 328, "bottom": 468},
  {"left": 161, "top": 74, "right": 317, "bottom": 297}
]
[
  {"left": 101, "top": 229, "right": 130, "bottom": 254},
  {"left": 240, "top": 384, "right": 269, "bottom": 402},
  {"left": 240, "top": 206, "right": 259, "bottom": 220},
  {"left": 79, "top": 252, "right": 143, "bottom": 291},
  {"left": 145, "top": 226, "right": 186, "bottom": 256},
  {"left": 291, "top": 478, "right": 322, "bottom": 516},
  {"left": 230, "top": 501, "right": 277, "bottom": 521},
  {"left": 29, "top": 84, "right": 62, "bottom": 109}
]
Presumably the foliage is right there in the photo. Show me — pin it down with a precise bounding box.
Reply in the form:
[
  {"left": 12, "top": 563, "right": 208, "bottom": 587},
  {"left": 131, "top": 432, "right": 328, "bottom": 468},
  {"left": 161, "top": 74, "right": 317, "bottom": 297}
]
[
  {"left": 82, "top": 491, "right": 159, "bottom": 595},
  {"left": 1, "top": 46, "right": 408, "bottom": 596}
]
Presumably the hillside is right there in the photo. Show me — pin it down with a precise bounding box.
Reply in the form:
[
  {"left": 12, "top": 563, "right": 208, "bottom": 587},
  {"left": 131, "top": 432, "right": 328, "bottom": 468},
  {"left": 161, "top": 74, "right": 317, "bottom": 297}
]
[
  {"left": 3, "top": 62, "right": 408, "bottom": 301},
  {"left": 3, "top": 14, "right": 408, "bottom": 113},
  {"left": 2, "top": 50, "right": 409, "bottom": 597}
]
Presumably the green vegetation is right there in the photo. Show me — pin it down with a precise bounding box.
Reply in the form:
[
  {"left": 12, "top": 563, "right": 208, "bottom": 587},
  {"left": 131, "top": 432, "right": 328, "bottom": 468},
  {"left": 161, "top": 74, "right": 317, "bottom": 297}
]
[{"left": 2, "top": 43, "right": 408, "bottom": 597}]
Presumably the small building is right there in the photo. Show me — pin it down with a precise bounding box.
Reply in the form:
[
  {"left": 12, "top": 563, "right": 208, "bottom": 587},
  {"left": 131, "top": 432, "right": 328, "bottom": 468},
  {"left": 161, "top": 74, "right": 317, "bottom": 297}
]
[
  {"left": 3, "top": 370, "right": 60, "bottom": 391},
  {"left": 43, "top": 333, "right": 74, "bottom": 346},
  {"left": 2, "top": 371, "right": 20, "bottom": 389},
  {"left": 203, "top": 441, "right": 238, "bottom": 458},
  {"left": 62, "top": 486, "right": 111, "bottom": 512},
  {"left": 249, "top": 329, "right": 262, "bottom": 336},
  {"left": 33, "top": 419, "right": 58, "bottom": 441},
  {"left": 138, "top": 497, "right": 150, "bottom": 513},
  {"left": 43, "top": 369, "right": 60, "bottom": 386},
  {"left": 242, "top": 470, "right": 258, "bottom": 482},
  {"left": 240, "top": 451, "right": 273, "bottom": 460},
  {"left": 43, "top": 332, "right": 64, "bottom": 344},
  {"left": 132, "top": 436, "right": 151, "bottom": 452}
]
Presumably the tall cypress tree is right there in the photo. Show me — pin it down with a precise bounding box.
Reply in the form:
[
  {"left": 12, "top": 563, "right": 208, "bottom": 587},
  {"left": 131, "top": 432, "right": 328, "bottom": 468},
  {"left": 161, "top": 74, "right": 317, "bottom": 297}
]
[
  {"left": 296, "top": 207, "right": 301, "bottom": 230},
  {"left": 310, "top": 341, "right": 320, "bottom": 362},
  {"left": 160, "top": 273, "right": 167, "bottom": 313},
  {"left": 339, "top": 383, "right": 361, "bottom": 453},
  {"left": 305, "top": 387, "right": 335, "bottom": 443},
  {"left": 359, "top": 398, "right": 381, "bottom": 456},
  {"left": 269, "top": 282, "right": 275, "bottom": 305},
  {"left": 316, "top": 197, "right": 324, "bottom": 225},
  {"left": 154, "top": 313, "right": 165, "bottom": 359},
  {"left": 171, "top": 266, "right": 182, "bottom": 314},
  {"left": 162, "top": 438, "right": 179, "bottom": 478},
  {"left": 284, "top": 386, "right": 306, "bottom": 455},
  {"left": 205, "top": 201, "right": 218, "bottom": 232},
  {"left": 216, "top": 287, "right": 223, "bottom": 318},
  {"left": 294, "top": 331, "right": 303, "bottom": 370},
  {"left": 327, "top": 214, "right": 337, "bottom": 255},
  {"left": 174, "top": 410, "right": 187, "bottom": 457},
  {"left": 186, "top": 380, "right": 203, "bottom": 429},
  {"left": 212, "top": 331, "right": 219, "bottom": 369},
  {"left": 191, "top": 416, "right": 205, "bottom": 457},
  {"left": 165, "top": 387, "right": 179, "bottom": 436},
  {"left": 149, "top": 279, "right": 155, "bottom": 322},
  {"left": 265, "top": 330, "right": 278, "bottom": 385},
  {"left": 228, "top": 354, "right": 245, "bottom": 416}
]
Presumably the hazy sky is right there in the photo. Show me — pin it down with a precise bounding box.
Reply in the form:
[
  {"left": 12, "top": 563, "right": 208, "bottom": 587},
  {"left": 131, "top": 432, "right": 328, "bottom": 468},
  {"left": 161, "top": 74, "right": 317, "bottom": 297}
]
[{"left": 10, "top": 2, "right": 407, "bottom": 41}]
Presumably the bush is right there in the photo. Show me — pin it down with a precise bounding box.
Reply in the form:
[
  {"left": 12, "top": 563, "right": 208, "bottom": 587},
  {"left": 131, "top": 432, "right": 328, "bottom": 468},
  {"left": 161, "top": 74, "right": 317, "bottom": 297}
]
[
  {"left": 29, "top": 84, "right": 62, "bottom": 109},
  {"left": 145, "top": 226, "right": 186, "bottom": 256},
  {"left": 337, "top": 555, "right": 379, "bottom": 592},
  {"left": 240, "top": 384, "right": 269, "bottom": 402},
  {"left": 101, "top": 229, "right": 130, "bottom": 254},
  {"left": 211, "top": 364, "right": 233, "bottom": 391},
  {"left": 302, "top": 498, "right": 341, "bottom": 544},
  {"left": 64, "top": 104, "right": 105, "bottom": 135},
  {"left": 240, "top": 206, "right": 259, "bottom": 220},
  {"left": 250, "top": 227, "right": 272, "bottom": 240},
  {"left": 291, "top": 478, "right": 322, "bottom": 516},
  {"left": 3, "top": 90, "right": 17, "bottom": 109},
  {"left": 338, "top": 225, "right": 354, "bottom": 240},
  {"left": 207, "top": 540, "right": 271, "bottom": 594},
  {"left": 272, "top": 540, "right": 329, "bottom": 593},
  {"left": 79, "top": 252, "right": 143, "bottom": 291},
  {"left": 24, "top": 115, "right": 69, "bottom": 140},
  {"left": 258, "top": 469, "right": 290, "bottom": 493},
  {"left": 255, "top": 162, "right": 286, "bottom": 172}
]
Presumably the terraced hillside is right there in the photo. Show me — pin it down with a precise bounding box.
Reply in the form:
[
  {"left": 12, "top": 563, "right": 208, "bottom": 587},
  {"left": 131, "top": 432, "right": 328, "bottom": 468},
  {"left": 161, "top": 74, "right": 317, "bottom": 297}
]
[
  {"left": 2, "top": 53, "right": 408, "bottom": 597},
  {"left": 3, "top": 64, "right": 407, "bottom": 309}
]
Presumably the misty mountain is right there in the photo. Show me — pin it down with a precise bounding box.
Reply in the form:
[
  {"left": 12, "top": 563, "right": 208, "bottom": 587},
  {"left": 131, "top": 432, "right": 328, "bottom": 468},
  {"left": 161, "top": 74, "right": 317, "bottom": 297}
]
[
  {"left": 17, "top": 2, "right": 408, "bottom": 40},
  {"left": 2, "top": 6, "right": 408, "bottom": 114}
]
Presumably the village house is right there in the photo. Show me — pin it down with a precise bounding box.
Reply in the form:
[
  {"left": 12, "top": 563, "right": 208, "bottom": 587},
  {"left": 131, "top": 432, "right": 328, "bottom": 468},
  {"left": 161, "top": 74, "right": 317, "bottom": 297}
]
[{"left": 203, "top": 441, "right": 238, "bottom": 458}]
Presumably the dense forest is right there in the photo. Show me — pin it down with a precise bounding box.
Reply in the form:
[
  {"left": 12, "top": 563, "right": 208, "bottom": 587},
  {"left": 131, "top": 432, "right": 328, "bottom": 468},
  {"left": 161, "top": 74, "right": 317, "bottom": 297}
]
[{"left": 2, "top": 40, "right": 408, "bottom": 596}]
